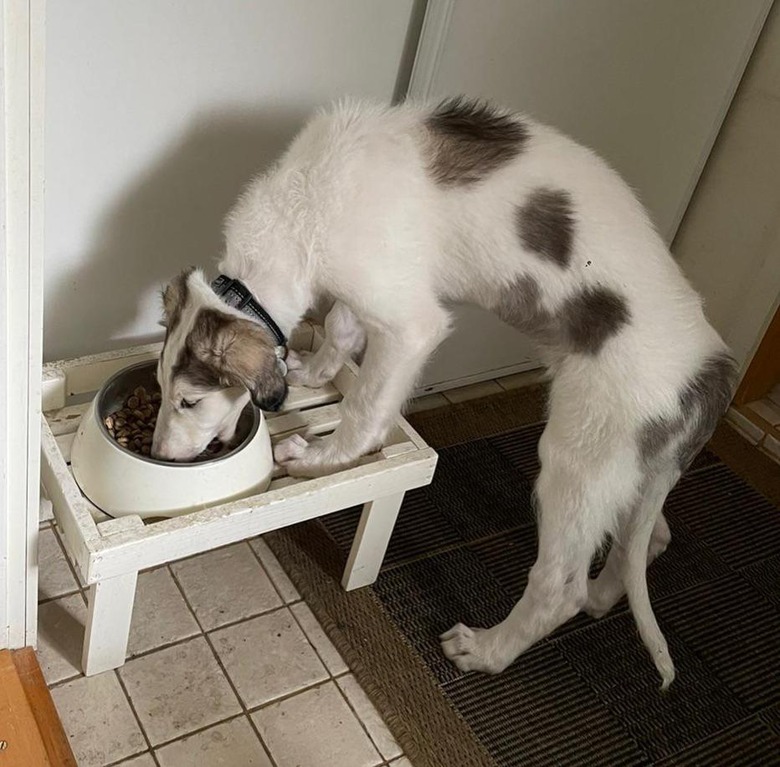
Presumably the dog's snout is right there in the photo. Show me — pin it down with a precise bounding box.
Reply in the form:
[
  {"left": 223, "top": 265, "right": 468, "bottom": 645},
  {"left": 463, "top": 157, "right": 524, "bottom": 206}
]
[{"left": 258, "top": 383, "right": 288, "bottom": 412}]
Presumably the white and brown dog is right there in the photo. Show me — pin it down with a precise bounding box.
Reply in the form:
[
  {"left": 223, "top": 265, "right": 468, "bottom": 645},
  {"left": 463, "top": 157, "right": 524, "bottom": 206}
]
[{"left": 152, "top": 98, "right": 736, "bottom": 687}]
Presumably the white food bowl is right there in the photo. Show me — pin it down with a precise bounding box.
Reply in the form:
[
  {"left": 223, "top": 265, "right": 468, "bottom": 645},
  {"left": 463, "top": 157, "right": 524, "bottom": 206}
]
[{"left": 70, "top": 360, "right": 273, "bottom": 518}]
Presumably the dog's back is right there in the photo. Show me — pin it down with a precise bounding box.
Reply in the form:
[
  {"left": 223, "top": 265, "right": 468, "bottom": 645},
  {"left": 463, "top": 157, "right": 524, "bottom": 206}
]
[{"left": 242, "top": 96, "right": 730, "bottom": 392}]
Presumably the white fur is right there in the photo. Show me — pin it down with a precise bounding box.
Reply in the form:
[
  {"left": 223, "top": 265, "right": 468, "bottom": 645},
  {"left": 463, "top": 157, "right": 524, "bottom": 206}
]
[
  {"left": 153, "top": 273, "right": 252, "bottom": 461},
  {"left": 160, "top": 99, "right": 732, "bottom": 686}
]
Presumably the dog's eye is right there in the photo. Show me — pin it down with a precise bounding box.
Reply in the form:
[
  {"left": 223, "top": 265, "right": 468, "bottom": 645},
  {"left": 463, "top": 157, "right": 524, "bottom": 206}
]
[{"left": 180, "top": 399, "right": 197, "bottom": 409}]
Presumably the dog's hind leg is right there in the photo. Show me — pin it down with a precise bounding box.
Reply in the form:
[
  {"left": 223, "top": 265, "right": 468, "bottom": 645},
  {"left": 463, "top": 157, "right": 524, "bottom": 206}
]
[
  {"left": 441, "top": 423, "right": 636, "bottom": 674},
  {"left": 585, "top": 510, "right": 671, "bottom": 619},
  {"left": 286, "top": 301, "right": 366, "bottom": 388}
]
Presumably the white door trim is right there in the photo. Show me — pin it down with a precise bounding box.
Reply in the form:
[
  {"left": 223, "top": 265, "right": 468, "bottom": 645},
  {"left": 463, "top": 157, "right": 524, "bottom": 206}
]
[
  {"left": 406, "top": 0, "right": 454, "bottom": 101},
  {"left": 1, "top": 0, "right": 46, "bottom": 649}
]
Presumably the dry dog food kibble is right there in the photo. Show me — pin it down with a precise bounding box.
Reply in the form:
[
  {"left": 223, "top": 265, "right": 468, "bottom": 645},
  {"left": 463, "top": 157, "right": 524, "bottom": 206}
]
[
  {"left": 104, "top": 386, "right": 160, "bottom": 456},
  {"left": 104, "top": 386, "right": 224, "bottom": 460}
]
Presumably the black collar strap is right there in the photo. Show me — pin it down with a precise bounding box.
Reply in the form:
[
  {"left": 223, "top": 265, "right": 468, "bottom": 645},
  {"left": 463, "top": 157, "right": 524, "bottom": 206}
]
[{"left": 211, "top": 274, "right": 287, "bottom": 348}]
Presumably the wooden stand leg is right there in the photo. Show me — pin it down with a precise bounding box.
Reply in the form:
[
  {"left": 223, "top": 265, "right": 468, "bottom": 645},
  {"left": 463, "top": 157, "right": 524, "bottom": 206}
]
[
  {"left": 342, "top": 492, "right": 404, "bottom": 591},
  {"left": 82, "top": 572, "right": 138, "bottom": 676}
]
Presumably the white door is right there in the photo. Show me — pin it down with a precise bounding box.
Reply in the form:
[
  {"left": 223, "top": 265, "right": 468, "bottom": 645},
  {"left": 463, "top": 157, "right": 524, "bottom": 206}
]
[{"left": 412, "top": 0, "right": 772, "bottom": 393}]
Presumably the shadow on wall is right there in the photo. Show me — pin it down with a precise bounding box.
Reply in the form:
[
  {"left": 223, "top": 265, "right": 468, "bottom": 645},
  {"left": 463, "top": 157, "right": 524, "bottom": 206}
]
[{"left": 44, "top": 108, "right": 307, "bottom": 362}]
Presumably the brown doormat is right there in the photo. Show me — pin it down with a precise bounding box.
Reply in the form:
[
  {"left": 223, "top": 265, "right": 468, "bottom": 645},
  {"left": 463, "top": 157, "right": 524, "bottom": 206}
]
[{"left": 266, "top": 386, "right": 780, "bottom": 766}]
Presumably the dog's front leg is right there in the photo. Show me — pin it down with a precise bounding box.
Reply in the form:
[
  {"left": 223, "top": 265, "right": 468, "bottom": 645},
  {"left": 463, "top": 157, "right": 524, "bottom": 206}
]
[
  {"left": 275, "top": 312, "right": 449, "bottom": 477},
  {"left": 287, "top": 302, "right": 365, "bottom": 388}
]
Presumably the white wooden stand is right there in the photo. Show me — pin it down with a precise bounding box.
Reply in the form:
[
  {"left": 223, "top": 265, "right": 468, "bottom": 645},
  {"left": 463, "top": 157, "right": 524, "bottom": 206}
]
[{"left": 40, "top": 324, "right": 437, "bottom": 675}]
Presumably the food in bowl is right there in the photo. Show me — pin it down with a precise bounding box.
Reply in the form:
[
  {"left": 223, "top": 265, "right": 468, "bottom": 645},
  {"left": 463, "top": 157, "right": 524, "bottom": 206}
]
[
  {"left": 70, "top": 360, "right": 274, "bottom": 518},
  {"left": 103, "top": 385, "right": 223, "bottom": 460},
  {"left": 103, "top": 385, "right": 159, "bottom": 456}
]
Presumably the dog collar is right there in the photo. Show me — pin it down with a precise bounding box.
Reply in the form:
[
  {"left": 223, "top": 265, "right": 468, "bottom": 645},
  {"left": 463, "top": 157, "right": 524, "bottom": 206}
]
[{"left": 211, "top": 274, "right": 288, "bottom": 373}]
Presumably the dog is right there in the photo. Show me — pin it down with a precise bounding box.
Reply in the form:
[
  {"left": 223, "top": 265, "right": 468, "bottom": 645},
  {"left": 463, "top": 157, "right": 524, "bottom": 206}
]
[{"left": 152, "top": 98, "right": 737, "bottom": 687}]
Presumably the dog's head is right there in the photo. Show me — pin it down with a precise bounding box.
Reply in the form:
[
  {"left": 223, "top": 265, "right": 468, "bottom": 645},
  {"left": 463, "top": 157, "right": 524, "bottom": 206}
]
[{"left": 151, "top": 268, "right": 287, "bottom": 462}]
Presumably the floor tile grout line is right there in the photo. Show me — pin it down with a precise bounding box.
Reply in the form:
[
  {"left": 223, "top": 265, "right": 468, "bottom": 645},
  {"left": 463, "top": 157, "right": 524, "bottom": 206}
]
[
  {"left": 41, "top": 554, "right": 406, "bottom": 765},
  {"left": 146, "top": 712, "right": 250, "bottom": 758},
  {"left": 332, "top": 674, "right": 389, "bottom": 764},
  {"left": 38, "top": 586, "right": 83, "bottom": 605},
  {"left": 247, "top": 536, "right": 300, "bottom": 604},
  {"left": 113, "top": 667, "right": 161, "bottom": 767},
  {"left": 287, "top": 601, "right": 342, "bottom": 682},
  {"left": 44, "top": 532, "right": 399, "bottom": 763},
  {"left": 200, "top": 631, "right": 281, "bottom": 767},
  {"left": 104, "top": 752, "right": 153, "bottom": 767},
  {"left": 45, "top": 581, "right": 304, "bottom": 688},
  {"left": 246, "top": 676, "right": 334, "bottom": 715},
  {"left": 167, "top": 563, "right": 281, "bottom": 767}
]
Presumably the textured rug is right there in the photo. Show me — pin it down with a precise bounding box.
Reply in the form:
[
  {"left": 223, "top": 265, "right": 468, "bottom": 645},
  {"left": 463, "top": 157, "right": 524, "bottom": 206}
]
[{"left": 267, "top": 386, "right": 780, "bottom": 766}]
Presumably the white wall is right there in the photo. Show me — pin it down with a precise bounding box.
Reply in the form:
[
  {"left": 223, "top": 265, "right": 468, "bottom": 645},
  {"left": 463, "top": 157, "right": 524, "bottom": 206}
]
[{"left": 45, "top": 0, "right": 414, "bottom": 361}]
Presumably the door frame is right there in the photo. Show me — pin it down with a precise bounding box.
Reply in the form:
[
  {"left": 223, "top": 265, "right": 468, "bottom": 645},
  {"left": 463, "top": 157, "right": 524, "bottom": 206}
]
[{"left": 1, "top": 0, "right": 45, "bottom": 649}]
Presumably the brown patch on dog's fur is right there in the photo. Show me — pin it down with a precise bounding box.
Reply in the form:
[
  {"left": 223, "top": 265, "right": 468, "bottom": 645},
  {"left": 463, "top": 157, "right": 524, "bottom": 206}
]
[
  {"left": 494, "top": 275, "right": 630, "bottom": 355},
  {"left": 516, "top": 188, "right": 575, "bottom": 268},
  {"left": 180, "top": 308, "right": 286, "bottom": 408},
  {"left": 161, "top": 267, "right": 195, "bottom": 333},
  {"left": 425, "top": 97, "right": 528, "bottom": 186}
]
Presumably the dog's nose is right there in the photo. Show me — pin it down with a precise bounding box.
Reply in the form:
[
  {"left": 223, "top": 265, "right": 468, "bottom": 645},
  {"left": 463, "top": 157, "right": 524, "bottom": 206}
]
[{"left": 258, "top": 385, "right": 288, "bottom": 412}]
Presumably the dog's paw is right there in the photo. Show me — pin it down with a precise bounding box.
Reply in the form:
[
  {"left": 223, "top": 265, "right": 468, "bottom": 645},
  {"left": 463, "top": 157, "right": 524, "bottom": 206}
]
[
  {"left": 440, "top": 624, "right": 511, "bottom": 675},
  {"left": 285, "top": 350, "right": 331, "bottom": 389},
  {"left": 273, "top": 435, "right": 350, "bottom": 478},
  {"left": 273, "top": 434, "right": 310, "bottom": 464}
]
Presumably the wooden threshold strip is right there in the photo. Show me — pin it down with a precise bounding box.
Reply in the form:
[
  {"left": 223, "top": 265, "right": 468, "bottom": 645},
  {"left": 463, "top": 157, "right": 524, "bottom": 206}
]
[{"left": 0, "top": 648, "right": 77, "bottom": 766}]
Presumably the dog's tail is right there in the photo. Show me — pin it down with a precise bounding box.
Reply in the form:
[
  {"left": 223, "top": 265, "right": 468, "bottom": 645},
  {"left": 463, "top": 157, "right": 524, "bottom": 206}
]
[{"left": 624, "top": 472, "right": 677, "bottom": 689}]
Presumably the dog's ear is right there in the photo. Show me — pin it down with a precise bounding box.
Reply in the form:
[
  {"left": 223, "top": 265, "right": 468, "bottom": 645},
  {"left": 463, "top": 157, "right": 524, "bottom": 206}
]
[
  {"left": 161, "top": 267, "right": 196, "bottom": 331},
  {"left": 188, "top": 309, "right": 280, "bottom": 406}
]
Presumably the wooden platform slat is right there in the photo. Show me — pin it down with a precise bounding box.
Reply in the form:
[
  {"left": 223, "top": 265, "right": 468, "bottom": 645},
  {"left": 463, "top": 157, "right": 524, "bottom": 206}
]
[
  {"left": 268, "top": 402, "right": 342, "bottom": 439},
  {"left": 56, "top": 433, "right": 75, "bottom": 463},
  {"left": 279, "top": 382, "right": 340, "bottom": 412},
  {"left": 84, "top": 447, "right": 436, "bottom": 582},
  {"left": 46, "top": 402, "right": 90, "bottom": 436},
  {"left": 44, "top": 382, "right": 339, "bottom": 439}
]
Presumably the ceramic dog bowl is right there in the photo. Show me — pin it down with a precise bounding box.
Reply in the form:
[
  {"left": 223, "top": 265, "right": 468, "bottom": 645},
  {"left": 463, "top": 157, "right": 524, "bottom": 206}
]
[{"left": 70, "top": 360, "right": 273, "bottom": 518}]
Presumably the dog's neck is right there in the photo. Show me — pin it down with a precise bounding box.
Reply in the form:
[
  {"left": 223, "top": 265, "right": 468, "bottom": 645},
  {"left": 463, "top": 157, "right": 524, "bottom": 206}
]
[{"left": 215, "top": 261, "right": 311, "bottom": 340}]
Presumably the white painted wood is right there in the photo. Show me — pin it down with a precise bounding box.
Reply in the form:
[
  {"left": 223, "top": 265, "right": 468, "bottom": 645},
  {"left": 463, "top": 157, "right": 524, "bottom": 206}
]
[
  {"left": 40, "top": 333, "right": 438, "bottom": 669},
  {"left": 406, "top": 0, "right": 454, "bottom": 102},
  {"left": 86, "top": 449, "right": 436, "bottom": 583},
  {"left": 1, "top": 0, "right": 46, "bottom": 649},
  {"left": 268, "top": 403, "right": 342, "bottom": 441},
  {"left": 41, "top": 368, "right": 67, "bottom": 411},
  {"left": 82, "top": 571, "right": 138, "bottom": 676},
  {"left": 342, "top": 493, "right": 405, "bottom": 591},
  {"left": 47, "top": 402, "right": 90, "bottom": 435},
  {"left": 40, "top": 419, "right": 101, "bottom": 577}
]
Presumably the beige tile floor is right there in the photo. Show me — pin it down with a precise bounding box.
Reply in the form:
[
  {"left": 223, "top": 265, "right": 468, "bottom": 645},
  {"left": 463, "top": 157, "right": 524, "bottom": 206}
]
[
  {"left": 38, "top": 524, "right": 409, "bottom": 767},
  {"left": 39, "top": 373, "right": 537, "bottom": 766},
  {"left": 726, "top": 383, "right": 780, "bottom": 467}
]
